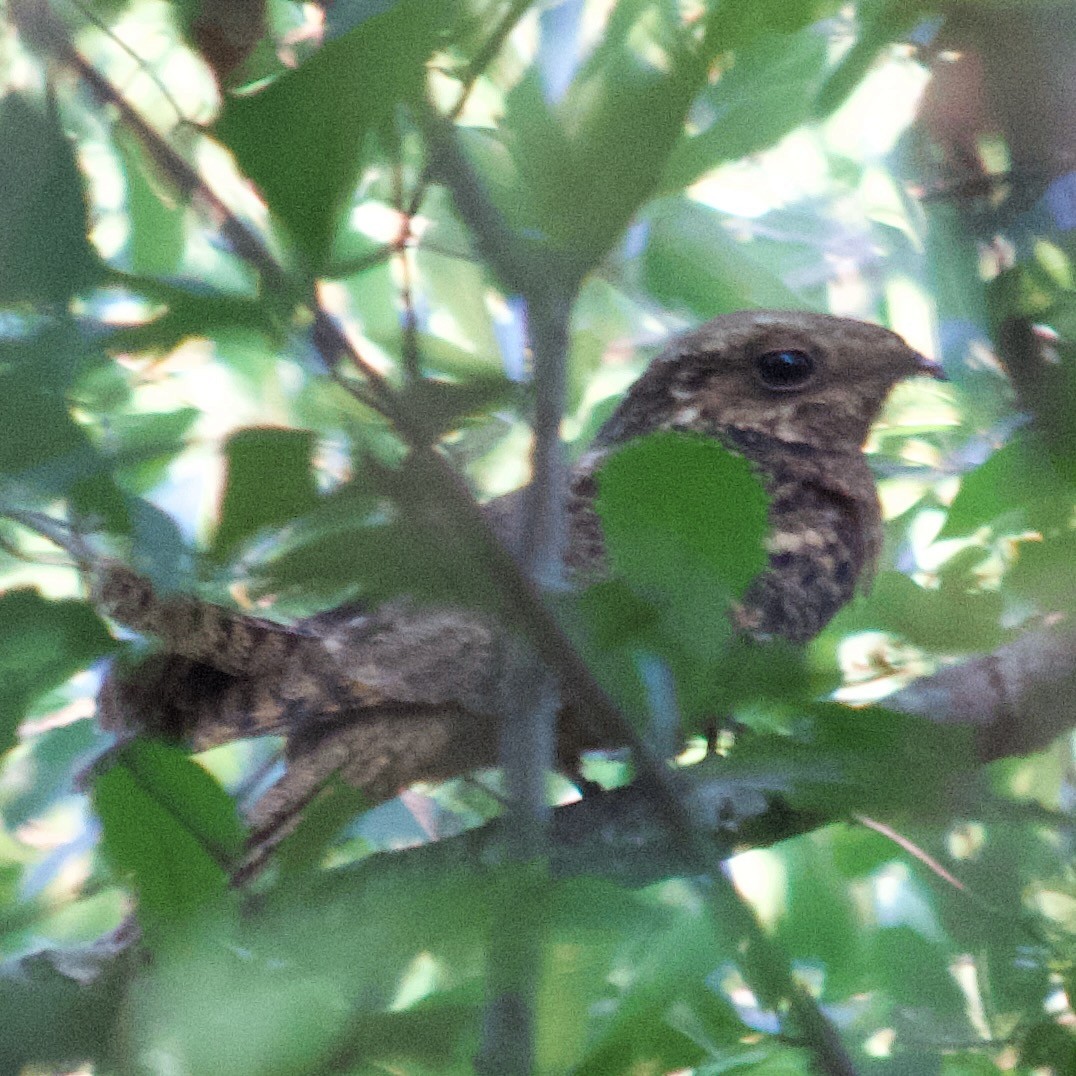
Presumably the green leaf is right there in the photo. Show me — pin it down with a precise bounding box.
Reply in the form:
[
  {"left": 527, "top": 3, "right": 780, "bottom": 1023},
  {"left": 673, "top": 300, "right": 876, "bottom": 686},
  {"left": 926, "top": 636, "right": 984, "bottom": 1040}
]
[
  {"left": 564, "top": 433, "right": 771, "bottom": 724},
  {"left": 0, "top": 590, "right": 117, "bottom": 756},
  {"left": 597, "top": 432, "right": 769, "bottom": 601},
  {"left": 214, "top": 0, "right": 451, "bottom": 270},
  {"left": 265, "top": 458, "right": 507, "bottom": 612},
  {"left": 811, "top": 0, "right": 920, "bottom": 120},
  {"left": 0, "top": 947, "right": 126, "bottom": 1073},
  {"left": 1021, "top": 1019, "right": 1076, "bottom": 1069},
  {"left": 0, "top": 92, "right": 100, "bottom": 304},
  {"left": 212, "top": 427, "right": 320, "bottom": 558},
  {"left": 661, "top": 27, "right": 829, "bottom": 192},
  {"left": 644, "top": 198, "right": 805, "bottom": 318},
  {"left": 115, "top": 127, "right": 185, "bottom": 278},
  {"left": 129, "top": 497, "right": 194, "bottom": 596},
  {"left": 496, "top": 2, "right": 710, "bottom": 272},
  {"left": 3, "top": 718, "right": 103, "bottom": 828},
  {"left": 827, "top": 570, "right": 1009, "bottom": 653},
  {"left": 869, "top": 926, "right": 968, "bottom": 1019},
  {"left": 101, "top": 406, "right": 200, "bottom": 493},
  {"left": 92, "top": 739, "right": 245, "bottom": 943},
  {"left": 938, "top": 434, "right": 1073, "bottom": 538}
]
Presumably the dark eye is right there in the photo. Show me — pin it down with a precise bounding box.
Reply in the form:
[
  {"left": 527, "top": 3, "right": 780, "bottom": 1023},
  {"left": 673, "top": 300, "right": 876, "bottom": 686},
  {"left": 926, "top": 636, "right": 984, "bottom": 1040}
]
[{"left": 754, "top": 348, "right": 815, "bottom": 390}]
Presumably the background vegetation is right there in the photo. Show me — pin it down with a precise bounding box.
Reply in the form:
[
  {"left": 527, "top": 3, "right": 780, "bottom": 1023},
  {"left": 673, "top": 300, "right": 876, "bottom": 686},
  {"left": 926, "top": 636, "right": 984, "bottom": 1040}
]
[{"left": 0, "top": 0, "right": 1075, "bottom": 1073}]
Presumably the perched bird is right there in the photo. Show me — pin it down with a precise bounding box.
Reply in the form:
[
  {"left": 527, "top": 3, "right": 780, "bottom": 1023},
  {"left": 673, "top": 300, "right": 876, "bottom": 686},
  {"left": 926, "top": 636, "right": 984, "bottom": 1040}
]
[
  {"left": 96, "top": 310, "right": 943, "bottom": 797},
  {"left": 564, "top": 310, "right": 944, "bottom": 641}
]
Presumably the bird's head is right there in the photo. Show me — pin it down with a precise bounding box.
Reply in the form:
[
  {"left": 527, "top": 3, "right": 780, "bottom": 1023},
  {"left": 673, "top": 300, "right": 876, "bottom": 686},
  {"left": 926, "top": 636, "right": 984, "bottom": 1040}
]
[{"left": 594, "top": 310, "right": 944, "bottom": 454}]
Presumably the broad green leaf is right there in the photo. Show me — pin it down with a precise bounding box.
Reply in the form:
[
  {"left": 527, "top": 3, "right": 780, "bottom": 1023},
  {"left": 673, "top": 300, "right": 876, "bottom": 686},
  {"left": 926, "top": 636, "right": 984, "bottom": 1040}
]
[
  {"left": 771, "top": 835, "right": 863, "bottom": 1000},
  {"left": 644, "top": 198, "right": 805, "bottom": 318},
  {"left": 0, "top": 92, "right": 100, "bottom": 305},
  {"left": 265, "top": 458, "right": 507, "bottom": 612},
  {"left": 1020, "top": 1020, "right": 1076, "bottom": 1070},
  {"left": 92, "top": 739, "right": 245, "bottom": 943},
  {"left": 100, "top": 406, "right": 200, "bottom": 493},
  {"left": 709, "top": 703, "right": 978, "bottom": 820},
  {"left": 0, "top": 590, "right": 117, "bottom": 756},
  {"left": 115, "top": 127, "right": 185, "bottom": 278},
  {"left": 129, "top": 497, "right": 194, "bottom": 596},
  {"left": 100, "top": 288, "right": 277, "bottom": 355},
  {"left": 0, "top": 323, "right": 126, "bottom": 528},
  {"left": 597, "top": 432, "right": 769, "bottom": 601},
  {"left": 498, "top": 2, "right": 707, "bottom": 272},
  {"left": 212, "top": 426, "right": 320, "bottom": 558},
  {"left": 571, "top": 433, "right": 771, "bottom": 722},
  {"left": 2, "top": 718, "right": 102, "bottom": 828},
  {"left": 869, "top": 926, "right": 969, "bottom": 1019},
  {"left": 214, "top": 0, "right": 450, "bottom": 270},
  {"left": 939, "top": 434, "right": 1073, "bottom": 538},
  {"left": 662, "top": 27, "right": 829, "bottom": 192}
]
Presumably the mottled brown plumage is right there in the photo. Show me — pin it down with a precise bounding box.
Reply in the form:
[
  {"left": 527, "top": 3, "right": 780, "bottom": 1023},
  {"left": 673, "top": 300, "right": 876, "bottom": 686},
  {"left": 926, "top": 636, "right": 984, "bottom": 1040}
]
[
  {"left": 569, "top": 310, "right": 942, "bottom": 640},
  {"left": 95, "top": 311, "right": 941, "bottom": 801}
]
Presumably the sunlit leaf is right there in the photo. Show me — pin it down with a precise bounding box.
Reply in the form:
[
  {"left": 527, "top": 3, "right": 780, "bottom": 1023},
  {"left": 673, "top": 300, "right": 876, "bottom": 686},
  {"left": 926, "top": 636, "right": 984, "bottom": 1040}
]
[
  {"left": 212, "top": 427, "right": 320, "bottom": 559},
  {"left": 214, "top": 0, "right": 451, "bottom": 270}
]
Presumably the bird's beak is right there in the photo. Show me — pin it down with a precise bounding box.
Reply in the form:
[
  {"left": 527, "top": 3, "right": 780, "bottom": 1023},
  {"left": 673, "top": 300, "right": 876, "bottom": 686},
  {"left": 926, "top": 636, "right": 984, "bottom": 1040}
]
[{"left": 913, "top": 351, "right": 947, "bottom": 380}]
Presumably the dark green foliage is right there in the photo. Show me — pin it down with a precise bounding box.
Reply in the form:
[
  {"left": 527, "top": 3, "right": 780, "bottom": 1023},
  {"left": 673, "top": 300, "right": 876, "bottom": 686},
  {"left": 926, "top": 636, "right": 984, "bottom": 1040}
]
[
  {"left": 91, "top": 739, "right": 246, "bottom": 945},
  {"left": 0, "top": 92, "right": 101, "bottom": 305},
  {"left": 212, "top": 426, "right": 320, "bottom": 558},
  {"left": 0, "top": 590, "right": 117, "bottom": 755}
]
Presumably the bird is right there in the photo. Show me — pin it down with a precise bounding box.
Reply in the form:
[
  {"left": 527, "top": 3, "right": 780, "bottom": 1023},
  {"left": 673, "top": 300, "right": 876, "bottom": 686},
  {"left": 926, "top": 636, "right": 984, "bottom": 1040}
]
[
  {"left": 562, "top": 309, "right": 944, "bottom": 642},
  {"left": 94, "top": 310, "right": 944, "bottom": 797}
]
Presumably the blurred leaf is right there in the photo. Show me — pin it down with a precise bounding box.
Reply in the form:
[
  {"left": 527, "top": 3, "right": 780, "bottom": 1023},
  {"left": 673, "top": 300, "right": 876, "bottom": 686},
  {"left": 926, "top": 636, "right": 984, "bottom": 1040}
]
[
  {"left": 870, "top": 926, "right": 968, "bottom": 1018},
  {"left": 1021, "top": 1019, "right": 1076, "bottom": 1069},
  {"left": 644, "top": 198, "right": 805, "bottom": 318},
  {"left": 0, "top": 590, "right": 117, "bottom": 756},
  {"left": 102, "top": 406, "right": 200, "bottom": 493},
  {"left": 212, "top": 426, "right": 320, "bottom": 558},
  {"left": 214, "top": 0, "right": 450, "bottom": 270},
  {"left": 560, "top": 433, "right": 772, "bottom": 723},
  {"left": 714, "top": 703, "right": 978, "bottom": 820},
  {"left": 129, "top": 497, "right": 194, "bottom": 596},
  {"left": 938, "top": 434, "right": 1073, "bottom": 538},
  {"left": 493, "top": 1, "right": 710, "bottom": 273},
  {"left": 829, "top": 570, "right": 1009, "bottom": 653},
  {"left": 662, "top": 27, "right": 829, "bottom": 192},
  {"left": 2, "top": 718, "right": 102, "bottom": 828},
  {"left": 92, "top": 739, "right": 245, "bottom": 944},
  {"left": 114, "top": 127, "right": 185, "bottom": 278},
  {"left": 812, "top": 0, "right": 920, "bottom": 120},
  {"left": 394, "top": 372, "right": 515, "bottom": 437},
  {"left": 101, "top": 288, "right": 277, "bottom": 355},
  {"left": 0, "top": 92, "right": 101, "bottom": 305},
  {"left": 0, "top": 946, "right": 126, "bottom": 1073},
  {"left": 1006, "top": 529, "right": 1076, "bottom": 613},
  {"left": 940, "top": 1055, "right": 1005, "bottom": 1075},
  {"left": 0, "top": 323, "right": 127, "bottom": 528},
  {"left": 773, "top": 835, "right": 864, "bottom": 999},
  {"left": 265, "top": 455, "right": 507, "bottom": 612},
  {"left": 273, "top": 777, "right": 371, "bottom": 877},
  {"left": 573, "top": 915, "right": 738, "bottom": 1075}
]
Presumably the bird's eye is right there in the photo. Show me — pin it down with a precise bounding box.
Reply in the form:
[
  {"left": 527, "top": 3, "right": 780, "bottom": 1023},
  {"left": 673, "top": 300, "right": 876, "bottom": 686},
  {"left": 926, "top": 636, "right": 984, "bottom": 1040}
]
[{"left": 754, "top": 349, "right": 815, "bottom": 391}]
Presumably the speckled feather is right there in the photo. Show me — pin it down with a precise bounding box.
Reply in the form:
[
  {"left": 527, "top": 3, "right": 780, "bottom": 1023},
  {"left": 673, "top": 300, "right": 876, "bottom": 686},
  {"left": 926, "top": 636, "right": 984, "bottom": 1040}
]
[{"left": 96, "top": 311, "right": 936, "bottom": 758}]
